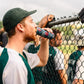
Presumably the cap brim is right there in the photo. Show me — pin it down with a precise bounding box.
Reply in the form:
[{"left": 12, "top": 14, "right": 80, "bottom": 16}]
[
  {"left": 22, "top": 10, "right": 37, "bottom": 20},
  {"left": 28, "top": 10, "right": 37, "bottom": 16}
]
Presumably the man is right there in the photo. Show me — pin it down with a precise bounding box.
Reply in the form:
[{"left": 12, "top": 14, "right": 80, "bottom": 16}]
[
  {"left": 0, "top": 8, "right": 52, "bottom": 84},
  {"left": 24, "top": 29, "right": 67, "bottom": 84},
  {"left": 67, "top": 28, "right": 84, "bottom": 84}
]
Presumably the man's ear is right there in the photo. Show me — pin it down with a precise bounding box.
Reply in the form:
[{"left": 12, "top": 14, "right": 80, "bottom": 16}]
[{"left": 16, "top": 23, "right": 24, "bottom": 32}]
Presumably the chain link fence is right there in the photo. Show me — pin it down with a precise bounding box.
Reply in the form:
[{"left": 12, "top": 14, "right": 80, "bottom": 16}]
[
  {"left": 27, "top": 15, "right": 84, "bottom": 84},
  {"left": 0, "top": 14, "right": 84, "bottom": 84}
]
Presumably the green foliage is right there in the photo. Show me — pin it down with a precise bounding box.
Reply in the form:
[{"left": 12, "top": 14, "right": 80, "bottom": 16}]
[{"left": 0, "top": 21, "right": 3, "bottom": 29}]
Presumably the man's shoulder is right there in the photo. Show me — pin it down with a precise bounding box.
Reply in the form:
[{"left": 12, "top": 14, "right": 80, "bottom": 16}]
[
  {"left": 0, "top": 48, "right": 26, "bottom": 72},
  {"left": 6, "top": 49, "right": 23, "bottom": 63},
  {"left": 6, "top": 49, "right": 27, "bottom": 70}
]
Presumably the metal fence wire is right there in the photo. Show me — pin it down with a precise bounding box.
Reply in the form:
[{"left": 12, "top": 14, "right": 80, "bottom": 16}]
[{"left": 27, "top": 15, "right": 84, "bottom": 84}]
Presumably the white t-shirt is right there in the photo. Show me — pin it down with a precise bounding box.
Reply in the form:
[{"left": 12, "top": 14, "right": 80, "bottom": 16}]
[
  {"left": 0, "top": 46, "right": 40, "bottom": 69},
  {"left": 2, "top": 48, "right": 28, "bottom": 84},
  {"left": 53, "top": 47, "right": 64, "bottom": 70},
  {"left": 0, "top": 46, "right": 40, "bottom": 84},
  {"left": 23, "top": 50, "right": 40, "bottom": 69}
]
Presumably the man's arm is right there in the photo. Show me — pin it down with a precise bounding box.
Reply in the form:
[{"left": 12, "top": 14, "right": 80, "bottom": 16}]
[
  {"left": 36, "top": 14, "right": 54, "bottom": 67},
  {"left": 37, "top": 28, "right": 53, "bottom": 67},
  {"left": 23, "top": 34, "right": 50, "bottom": 68},
  {"left": 37, "top": 36, "right": 49, "bottom": 66},
  {"left": 58, "top": 69, "right": 67, "bottom": 84}
]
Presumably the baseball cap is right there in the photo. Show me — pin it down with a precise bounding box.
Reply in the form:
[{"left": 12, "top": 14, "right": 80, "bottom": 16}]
[
  {"left": 3, "top": 8, "right": 37, "bottom": 32},
  {"left": 73, "top": 28, "right": 84, "bottom": 46}
]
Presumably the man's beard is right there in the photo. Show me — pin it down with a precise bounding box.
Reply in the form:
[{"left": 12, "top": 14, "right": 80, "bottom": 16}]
[{"left": 23, "top": 35, "right": 35, "bottom": 43}]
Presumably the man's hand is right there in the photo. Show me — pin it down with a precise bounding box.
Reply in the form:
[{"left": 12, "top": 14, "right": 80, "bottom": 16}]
[{"left": 38, "top": 14, "right": 55, "bottom": 28}]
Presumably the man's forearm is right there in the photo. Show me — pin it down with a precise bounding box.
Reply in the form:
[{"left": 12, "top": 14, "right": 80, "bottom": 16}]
[{"left": 37, "top": 39, "right": 49, "bottom": 66}]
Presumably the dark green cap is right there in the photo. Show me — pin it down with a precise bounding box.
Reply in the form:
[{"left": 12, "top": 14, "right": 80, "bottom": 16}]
[{"left": 3, "top": 8, "right": 37, "bottom": 32}]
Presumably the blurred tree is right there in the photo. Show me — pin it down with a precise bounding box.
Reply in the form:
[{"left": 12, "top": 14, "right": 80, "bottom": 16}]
[{"left": 0, "top": 21, "right": 3, "bottom": 29}]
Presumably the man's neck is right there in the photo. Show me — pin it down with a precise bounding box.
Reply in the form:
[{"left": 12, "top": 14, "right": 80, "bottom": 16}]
[{"left": 5, "top": 37, "right": 26, "bottom": 55}]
